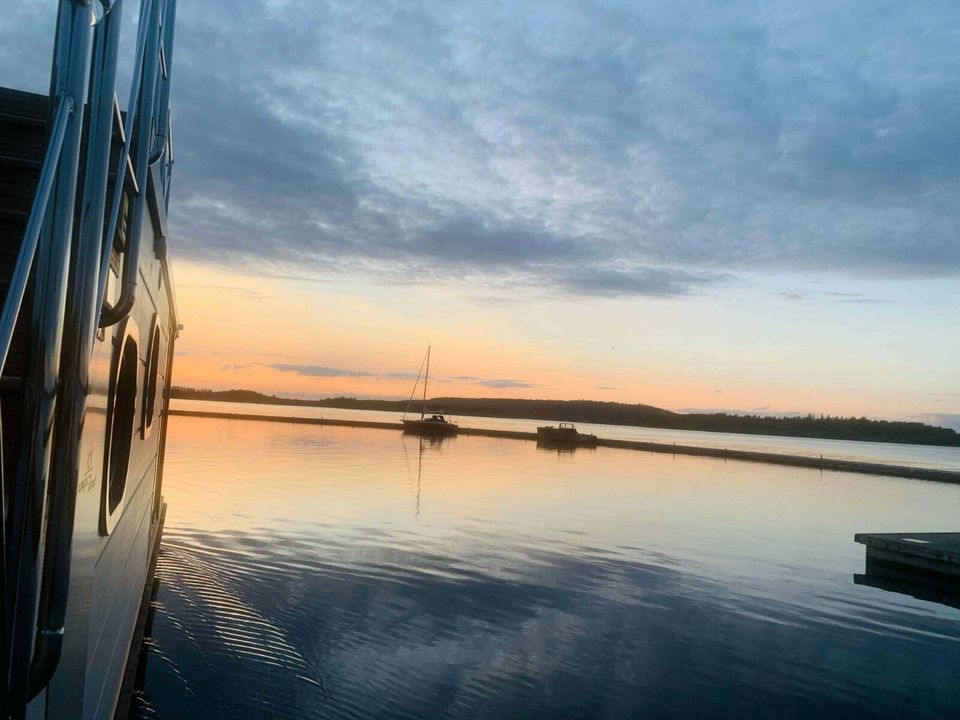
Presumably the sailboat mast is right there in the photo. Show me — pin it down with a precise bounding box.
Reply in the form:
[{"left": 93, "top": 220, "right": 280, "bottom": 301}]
[{"left": 422, "top": 345, "right": 431, "bottom": 420}]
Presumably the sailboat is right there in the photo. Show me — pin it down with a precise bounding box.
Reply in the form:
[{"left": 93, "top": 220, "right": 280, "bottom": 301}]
[{"left": 402, "top": 345, "right": 459, "bottom": 436}]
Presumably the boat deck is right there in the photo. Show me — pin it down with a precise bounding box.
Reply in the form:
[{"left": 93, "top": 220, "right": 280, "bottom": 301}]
[
  {"left": 854, "top": 532, "right": 960, "bottom": 578},
  {"left": 402, "top": 418, "right": 459, "bottom": 436}
]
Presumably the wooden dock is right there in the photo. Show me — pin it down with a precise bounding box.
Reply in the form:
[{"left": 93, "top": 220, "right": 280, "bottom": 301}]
[
  {"left": 167, "top": 409, "right": 960, "bottom": 484},
  {"left": 854, "top": 533, "right": 960, "bottom": 610},
  {"left": 855, "top": 533, "right": 960, "bottom": 578}
]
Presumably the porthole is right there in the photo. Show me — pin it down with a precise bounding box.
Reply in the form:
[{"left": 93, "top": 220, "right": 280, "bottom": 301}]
[
  {"left": 141, "top": 318, "right": 162, "bottom": 438},
  {"left": 102, "top": 317, "right": 139, "bottom": 535}
]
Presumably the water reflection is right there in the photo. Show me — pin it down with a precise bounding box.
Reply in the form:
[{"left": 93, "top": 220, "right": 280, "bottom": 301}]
[
  {"left": 400, "top": 435, "right": 449, "bottom": 519},
  {"left": 535, "top": 440, "right": 597, "bottom": 457},
  {"left": 137, "top": 416, "right": 960, "bottom": 719},
  {"left": 855, "top": 558, "right": 960, "bottom": 611}
]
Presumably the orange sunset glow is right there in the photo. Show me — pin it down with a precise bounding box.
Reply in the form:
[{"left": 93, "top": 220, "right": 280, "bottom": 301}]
[{"left": 172, "top": 262, "right": 957, "bottom": 425}]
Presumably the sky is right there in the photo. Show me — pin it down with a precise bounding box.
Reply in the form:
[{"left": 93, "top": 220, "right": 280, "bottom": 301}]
[{"left": 2, "top": 1, "right": 959, "bottom": 427}]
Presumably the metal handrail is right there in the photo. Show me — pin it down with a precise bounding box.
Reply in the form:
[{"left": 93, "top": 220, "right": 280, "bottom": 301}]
[
  {"left": 3, "top": 0, "right": 95, "bottom": 709},
  {"left": 99, "top": 0, "right": 163, "bottom": 327},
  {"left": 0, "top": 2, "right": 134, "bottom": 378},
  {"left": 0, "top": 94, "right": 74, "bottom": 379},
  {"left": 98, "top": 0, "right": 177, "bottom": 328},
  {"left": 29, "top": 0, "right": 126, "bottom": 698},
  {"left": 95, "top": 0, "right": 156, "bottom": 325}
]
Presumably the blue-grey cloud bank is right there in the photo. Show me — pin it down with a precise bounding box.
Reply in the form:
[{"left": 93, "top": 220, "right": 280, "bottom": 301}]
[{"left": 4, "top": 1, "right": 959, "bottom": 297}]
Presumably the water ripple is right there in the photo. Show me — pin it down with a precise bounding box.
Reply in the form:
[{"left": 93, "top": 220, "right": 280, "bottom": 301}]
[{"left": 135, "top": 417, "right": 960, "bottom": 719}]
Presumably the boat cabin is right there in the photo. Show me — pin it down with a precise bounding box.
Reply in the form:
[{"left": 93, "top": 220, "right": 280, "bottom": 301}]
[{"left": 536, "top": 423, "right": 598, "bottom": 447}]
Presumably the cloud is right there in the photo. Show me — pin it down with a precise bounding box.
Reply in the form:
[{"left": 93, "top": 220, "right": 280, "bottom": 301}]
[
  {"left": 268, "top": 364, "right": 375, "bottom": 378},
  {"left": 5, "top": 1, "right": 960, "bottom": 298},
  {"left": 180, "top": 284, "right": 269, "bottom": 302},
  {"left": 823, "top": 292, "right": 889, "bottom": 305},
  {"left": 475, "top": 379, "right": 541, "bottom": 389},
  {"left": 267, "top": 365, "right": 537, "bottom": 388},
  {"left": 776, "top": 290, "right": 889, "bottom": 304},
  {"left": 560, "top": 267, "right": 724, "bottom": 298},
  {"left": 450, "top": 375, "right": 540, "bottom": 389},
  {"left": 267, "top": 364, "right": 417, "bottom": 380}
]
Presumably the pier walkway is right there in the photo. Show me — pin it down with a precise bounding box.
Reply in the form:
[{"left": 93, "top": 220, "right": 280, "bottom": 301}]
[{"left": 168, "top": 409, "right": 960, "bottom": 484}]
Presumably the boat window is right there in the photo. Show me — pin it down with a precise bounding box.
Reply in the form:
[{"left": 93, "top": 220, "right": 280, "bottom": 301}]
[
  {"left": 105, "top": 320, "right": 139, "bottom": 527},
  {"left": 142, "top": 321, "right": 162, "bottom": 437}
]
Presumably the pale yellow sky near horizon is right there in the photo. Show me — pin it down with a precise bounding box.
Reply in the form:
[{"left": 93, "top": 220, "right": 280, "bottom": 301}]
[{"left": 170, "top": 262, "right": 960, "bottom": 427}]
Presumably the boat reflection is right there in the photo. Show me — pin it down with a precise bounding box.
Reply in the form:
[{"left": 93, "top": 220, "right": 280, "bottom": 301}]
[
  {"left": 535, "top": 439, "right": 596, "bottom": 457},
  {"left": 401, "top": 434, "right": 450, "bottom": 518}
]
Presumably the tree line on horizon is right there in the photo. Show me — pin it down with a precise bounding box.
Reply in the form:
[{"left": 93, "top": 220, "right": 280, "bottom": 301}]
[{"left": 170, "top": 387, "right": 960, "bottom": 447}]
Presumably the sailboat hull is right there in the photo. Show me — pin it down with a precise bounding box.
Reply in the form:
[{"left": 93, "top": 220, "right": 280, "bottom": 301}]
[{"left": 402, "top": 419, "right": 459, "bottom": 436}]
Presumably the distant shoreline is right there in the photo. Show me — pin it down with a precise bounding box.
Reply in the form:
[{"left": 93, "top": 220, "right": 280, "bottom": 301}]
[{"left": 170, "top": 387, "right": 960, "bottom": 448}]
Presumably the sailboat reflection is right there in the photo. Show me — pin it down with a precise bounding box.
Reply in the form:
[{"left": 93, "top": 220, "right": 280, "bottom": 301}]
[
  {"left": 401, "top": 434, "right": 449, "bottom": 518},
  {"left": 535, "top": 439, "right": 595, "bottom": 457},
  {"left": 854, "top": 557, "right": 960, "bottom": 611}
]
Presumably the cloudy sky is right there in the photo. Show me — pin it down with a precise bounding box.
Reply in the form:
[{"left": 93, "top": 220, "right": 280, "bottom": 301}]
[{"left": 3, "top": 1, "right": 958, "bottom": 425}]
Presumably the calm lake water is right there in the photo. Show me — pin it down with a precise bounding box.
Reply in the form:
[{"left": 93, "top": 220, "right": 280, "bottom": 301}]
[{"left": 137, "top": 412, "right": 960, "bottom": 719}]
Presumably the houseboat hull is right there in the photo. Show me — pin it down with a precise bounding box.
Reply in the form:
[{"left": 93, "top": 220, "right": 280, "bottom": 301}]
[{"left": 1, "top": 1, "right": 180, "bottom": 716}]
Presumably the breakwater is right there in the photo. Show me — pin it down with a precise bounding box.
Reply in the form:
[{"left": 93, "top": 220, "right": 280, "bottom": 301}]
[{"left": 168, "top": 409, "right": 960, "bottom": 484}]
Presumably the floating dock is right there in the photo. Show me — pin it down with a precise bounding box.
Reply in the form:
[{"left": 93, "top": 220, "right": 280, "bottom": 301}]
[
  {"left": 168, "top": 409, "right": 960, "bottom": 484},
  {"left": 855, "top": 533, "right": 960, "bottom": 578},
  {"left": 854, "top": 533, "right": 960, "bottom": 611}
]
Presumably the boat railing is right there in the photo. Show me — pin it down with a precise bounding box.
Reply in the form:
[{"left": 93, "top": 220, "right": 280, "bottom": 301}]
[
  {"left": 0, "top": 94, "right": 73, "bottom": 380},
  {"left": 98, "top": 0, "right": 178, "bottom": 328},
  {"left": 1, "top": 0, "right": 178, "bottom": 708}
]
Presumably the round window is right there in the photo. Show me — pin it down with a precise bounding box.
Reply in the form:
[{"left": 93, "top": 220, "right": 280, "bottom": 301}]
[
  {"left": 103, "top": 318, "right": 139, "bottom": 532},
  {"left": 142, "top": 321, "right": 162, "bottom": 437}
]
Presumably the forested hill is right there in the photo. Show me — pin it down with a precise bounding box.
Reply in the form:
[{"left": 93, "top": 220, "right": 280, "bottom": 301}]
[{"left": 170, "top": 388, "right": 960, "bottom": 447}]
